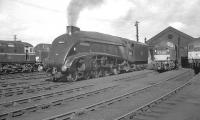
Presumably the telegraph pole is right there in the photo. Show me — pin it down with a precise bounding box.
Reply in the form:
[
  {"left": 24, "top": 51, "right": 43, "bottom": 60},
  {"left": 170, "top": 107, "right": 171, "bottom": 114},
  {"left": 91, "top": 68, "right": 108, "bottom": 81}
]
[
  {"left": 144, "top": 37, "right": 147, "bottom": 43},
  {"left": 14, "top": 35, "right": 17, "bottom": 41},
  {"left": 135, "top": 21, "right": 139, "bottom": 42}
]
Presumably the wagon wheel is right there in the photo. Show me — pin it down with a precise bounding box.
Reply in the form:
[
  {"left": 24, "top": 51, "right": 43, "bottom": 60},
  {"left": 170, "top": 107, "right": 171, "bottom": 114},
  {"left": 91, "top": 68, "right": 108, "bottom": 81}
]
[
  {"left": 68, "top": 72, "right": 79, "bottom": 82},
  {"left": 113, "top": 68, "right": 119, "bottom": 75},
  {"left": 83, "top": 72, "right": 91, "bottom": 80},
  {"left": 93, "top": 70, "right": 100, "bottom": 78},
  {"left": 3, "top": 70, "right": 7, "bottom": 74},
  {"left": 104, "top": 70, "right": 109, "bottom": 76}
]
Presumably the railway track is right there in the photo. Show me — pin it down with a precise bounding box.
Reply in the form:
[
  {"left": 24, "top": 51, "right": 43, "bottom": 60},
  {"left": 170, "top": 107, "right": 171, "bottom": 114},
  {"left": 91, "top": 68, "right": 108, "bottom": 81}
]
[
  {"left": 0, "top": 69, "right": 189, "bottom": 120},
  {"left": 40, "top": 69, "right": 193, "bottom": 120},
  {"left": 0, "top": 81, "right": 69, "bottom": 98},
  {"left": 0, "top": 72, "right": 49, "bottom": 82},
  {"left": 0, "top": 84, "right": 118, "bottom": 120},
  {"left": 0, "top": 70, "right": 156, "bottom": 120},
  {"left": 114, "top": 74, "right": 200, "bottom": 120},
  {"left": 0, "top": 84, "right": 94, "bottom": 108},
  {"left": 0, "top": 70, "right": 154, "bottom": 99}
]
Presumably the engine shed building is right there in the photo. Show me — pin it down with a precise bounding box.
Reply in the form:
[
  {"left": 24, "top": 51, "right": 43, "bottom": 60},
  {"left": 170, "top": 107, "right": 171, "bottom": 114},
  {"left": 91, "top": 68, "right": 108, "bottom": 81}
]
[{"left": 147, "top": 26, "right": 194, "bottom": 68}]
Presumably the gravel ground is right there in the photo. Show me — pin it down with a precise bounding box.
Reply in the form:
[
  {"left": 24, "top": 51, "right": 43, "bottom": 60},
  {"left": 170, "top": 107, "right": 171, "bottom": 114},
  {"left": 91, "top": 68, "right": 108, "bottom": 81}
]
[
  {"left": 154, "top": 74, "right": 200, "bottom": 120},
  {"left": 70, "top": 70, "right": 192, "bottom": 120}
]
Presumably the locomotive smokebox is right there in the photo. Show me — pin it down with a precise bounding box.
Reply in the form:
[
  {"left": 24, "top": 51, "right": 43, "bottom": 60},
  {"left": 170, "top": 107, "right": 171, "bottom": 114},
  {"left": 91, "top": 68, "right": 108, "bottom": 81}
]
[{"left": 67, "top": 26, "right": 80, "bottom": 35}]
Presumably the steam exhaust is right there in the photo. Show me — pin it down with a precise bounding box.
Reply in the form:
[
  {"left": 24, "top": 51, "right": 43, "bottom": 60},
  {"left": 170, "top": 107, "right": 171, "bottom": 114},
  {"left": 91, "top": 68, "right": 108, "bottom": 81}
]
[{"left": 67, "top": 26, "right": 80, "bottom": 35}]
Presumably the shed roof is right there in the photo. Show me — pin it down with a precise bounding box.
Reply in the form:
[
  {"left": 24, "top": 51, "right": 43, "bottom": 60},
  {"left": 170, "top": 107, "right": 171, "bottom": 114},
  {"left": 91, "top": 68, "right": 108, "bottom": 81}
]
[
  {"left": 147, "top": 26, "right": 194, "bottom": 45},
  {"left": 0, "top": 40, "right": 33, "bottom": 47}
]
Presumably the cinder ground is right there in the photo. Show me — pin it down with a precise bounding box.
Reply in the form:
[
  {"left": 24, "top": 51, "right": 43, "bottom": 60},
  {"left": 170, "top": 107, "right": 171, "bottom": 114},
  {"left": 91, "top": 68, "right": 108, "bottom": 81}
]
[{"left": 159, "top": 75, "right": 200, "bottom": 120}]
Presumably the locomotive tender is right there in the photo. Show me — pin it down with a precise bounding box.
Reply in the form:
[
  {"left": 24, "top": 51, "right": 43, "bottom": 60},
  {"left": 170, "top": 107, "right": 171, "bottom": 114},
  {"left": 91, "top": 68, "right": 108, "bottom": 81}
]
[
  {"left": 0, "top": 40, "right": 35, "bottom": 74},
  {"left": 46, "top": 26, "right": 149, "bottom": 82}
]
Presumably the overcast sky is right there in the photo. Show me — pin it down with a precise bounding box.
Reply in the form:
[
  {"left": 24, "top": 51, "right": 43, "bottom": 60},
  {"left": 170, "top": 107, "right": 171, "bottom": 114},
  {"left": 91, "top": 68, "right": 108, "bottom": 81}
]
[{"left": 0, "top": 0, "right": 200, "bottom": 46}]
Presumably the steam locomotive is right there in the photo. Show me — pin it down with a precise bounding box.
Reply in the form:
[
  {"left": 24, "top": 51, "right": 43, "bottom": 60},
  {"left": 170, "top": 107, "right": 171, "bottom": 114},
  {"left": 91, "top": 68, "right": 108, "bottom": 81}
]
[
  {"left": 0, "top": 40, "right": 36, "bottom": 74},
  {"left": 46, "top": 26, "right": 149, "bottom": 82},
  {"left": 152, "top": 41, "right": 177, "bottom": 71}
]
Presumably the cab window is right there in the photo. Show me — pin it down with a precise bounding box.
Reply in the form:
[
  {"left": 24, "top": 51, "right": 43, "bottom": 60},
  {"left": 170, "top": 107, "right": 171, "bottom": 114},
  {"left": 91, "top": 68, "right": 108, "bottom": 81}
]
[
  {"left": 188, "top": 45, "right": 194, "bottom": 50},
  {"left": 8, "top": 43, "right": 15, "bottom": 47}
]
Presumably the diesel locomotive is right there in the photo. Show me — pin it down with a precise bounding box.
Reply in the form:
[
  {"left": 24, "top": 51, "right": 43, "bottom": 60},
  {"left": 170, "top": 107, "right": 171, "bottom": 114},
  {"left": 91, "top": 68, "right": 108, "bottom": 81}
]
[
  {"left": 152, "top": 41, "right": 177, "bottom": 71},
  {"left": 188, "top": 39, "right": 200, "bottom": 74},
  {"left": 46, "top": 26, "right": 149, "bottom": 82},
  {"left": 0, "top": 40, "right": 36, "bottom": 74}
]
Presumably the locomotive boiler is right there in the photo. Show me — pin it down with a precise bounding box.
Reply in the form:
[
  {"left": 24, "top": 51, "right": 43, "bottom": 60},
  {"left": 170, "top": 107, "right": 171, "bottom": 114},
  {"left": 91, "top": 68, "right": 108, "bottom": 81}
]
[
  {"left": 46, "top": 26, "right": 149, "bottom": 82},
  {"left": 152, "top": 41, "right": 177, "bottom": 71},
  {"left": 0, "top": 40, "right": 36, "bottom": 74}
]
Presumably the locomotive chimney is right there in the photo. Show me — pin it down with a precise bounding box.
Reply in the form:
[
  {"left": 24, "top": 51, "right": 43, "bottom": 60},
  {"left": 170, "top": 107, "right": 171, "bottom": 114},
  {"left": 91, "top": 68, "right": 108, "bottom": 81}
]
[{"left": 67, "top": 26, "right": 80, "bottom": 35}]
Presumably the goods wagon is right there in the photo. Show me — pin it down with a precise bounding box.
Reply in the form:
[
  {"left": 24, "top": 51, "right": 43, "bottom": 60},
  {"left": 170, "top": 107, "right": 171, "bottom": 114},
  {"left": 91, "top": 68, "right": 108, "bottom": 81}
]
[
  {"left": 0, "top": 40, "right": 36, "bottom": 74},
  {"left": 46, "top": 26, "right": 149, "bottom": 82}
]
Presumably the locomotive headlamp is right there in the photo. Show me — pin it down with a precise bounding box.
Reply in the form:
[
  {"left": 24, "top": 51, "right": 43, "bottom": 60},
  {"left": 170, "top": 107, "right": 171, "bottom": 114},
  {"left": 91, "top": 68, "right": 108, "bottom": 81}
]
[
  {"left": 61, "top": 65, "right": 67, "bottom": 72},
  {"left": 61, "top": 60, "right": 72, "bottom": 72}
]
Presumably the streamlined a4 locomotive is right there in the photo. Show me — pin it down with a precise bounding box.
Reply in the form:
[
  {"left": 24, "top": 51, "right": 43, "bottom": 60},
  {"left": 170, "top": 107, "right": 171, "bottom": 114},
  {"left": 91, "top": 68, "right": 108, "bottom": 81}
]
[{"left": 46, "top": 26, "right": 149, "bottom": 82}]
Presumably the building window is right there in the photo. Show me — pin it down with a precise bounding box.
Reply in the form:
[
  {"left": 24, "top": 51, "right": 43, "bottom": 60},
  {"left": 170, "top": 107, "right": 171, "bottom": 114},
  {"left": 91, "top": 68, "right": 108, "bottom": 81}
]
[
  {"left": 188, "top": 45, "right": 194, "bottom": 50},
  {"left": 129, "top": 50, "right": 133, "bottom": 56},
  {"left": 30, "top": 48, "right": 33, "bottom": 53},
  {"left": 131, "top": 43, "right": 134, "bottom": 48},
  {"left": 168, "top": 34, "right": 173, "bottom": 39},
  {"left": 0, "top": 49, "right": 4, "bottom": 53}
]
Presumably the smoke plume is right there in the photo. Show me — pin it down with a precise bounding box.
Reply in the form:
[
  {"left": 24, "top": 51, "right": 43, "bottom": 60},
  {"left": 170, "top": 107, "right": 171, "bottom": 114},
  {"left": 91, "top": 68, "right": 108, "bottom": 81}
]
[{"left": 67, "top": 0, "right": 104, "bottom": 26}]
